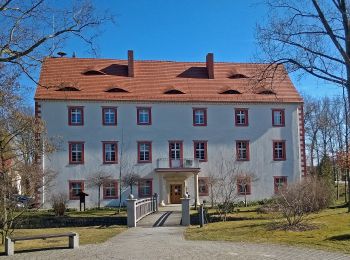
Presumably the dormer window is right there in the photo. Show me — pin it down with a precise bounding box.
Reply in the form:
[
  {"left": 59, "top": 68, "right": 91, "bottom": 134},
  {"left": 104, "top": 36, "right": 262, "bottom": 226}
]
[
  {"left": 82, "top": 68, "right": 105, "bottom": 75},
  {"left": 105, "top": 87, "right": 129, "bottom": 93},
  {"left": 220, "top": 89, "right": 241, "bottom": 94},
  {"left": 258, "top": 90, "right": 276, "bottom": 95},
  {"left": 228, "top": 73, "right": 248, "bottom": 79},
  {"left": 255, "top": 87, "right": 276, "bottom": 95},
  {"left": 57, "top": 86, "right": 80, "bottom": 91},
  {"left": 164, "top": 89, "right": 185, "bottom": 94}
]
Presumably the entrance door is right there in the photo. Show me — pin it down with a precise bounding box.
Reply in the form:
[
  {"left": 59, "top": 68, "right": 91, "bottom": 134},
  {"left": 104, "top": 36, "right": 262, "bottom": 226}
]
[
  {"left": 170, "top": 184, "right": 182, "bottom": 204},
  {"left": 169, "top": 141, "right": 183, "bottom": 168}
]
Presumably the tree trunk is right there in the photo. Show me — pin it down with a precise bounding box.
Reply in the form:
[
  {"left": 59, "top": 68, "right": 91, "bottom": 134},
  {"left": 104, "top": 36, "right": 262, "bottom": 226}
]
[
  {"left": 98, "top": 186, "right": 101, "bottom": 209},
  {"left": 0, "top": 151, "right": 8, "bottom": 245},
  {"left": 210, "top": 184, "right": 214, "bottom": 208},
  {"left": 345, "top": 83, "right": 350, "bottom": 212}
]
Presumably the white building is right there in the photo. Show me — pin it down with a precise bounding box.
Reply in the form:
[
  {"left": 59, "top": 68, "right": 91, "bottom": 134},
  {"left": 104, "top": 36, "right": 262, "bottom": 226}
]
[{"left": 35, "top": 51, "right": 305, "bottom": 208}]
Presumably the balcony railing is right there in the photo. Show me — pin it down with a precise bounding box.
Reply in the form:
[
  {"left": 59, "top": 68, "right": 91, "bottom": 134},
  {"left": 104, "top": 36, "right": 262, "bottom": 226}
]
[{"left": 156, "top": 158, "right": 200, "bottom": 169}]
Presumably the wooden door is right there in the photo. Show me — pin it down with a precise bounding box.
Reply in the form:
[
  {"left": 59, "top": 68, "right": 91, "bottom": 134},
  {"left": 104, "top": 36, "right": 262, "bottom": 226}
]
[{"left": 170, "top": 184, "right": 182, "bottom": 204}]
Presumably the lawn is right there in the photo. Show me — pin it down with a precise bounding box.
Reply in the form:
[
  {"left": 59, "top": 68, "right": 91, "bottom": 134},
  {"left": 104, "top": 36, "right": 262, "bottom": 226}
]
[
  {"left": 0, "top": 225, "right": 126, "bottom": 254},
  {"left": 185, "top": 207, "right": 350, "bottom": 254}
]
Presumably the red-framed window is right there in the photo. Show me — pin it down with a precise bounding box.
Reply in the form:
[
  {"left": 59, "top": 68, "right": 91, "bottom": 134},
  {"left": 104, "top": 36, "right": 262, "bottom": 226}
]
[
  {"left": 68, "top": 106, "right": 84, "bottom": 126},
  {"left": 169, "top": 141, "right": 183, "bottom": 167},
  {"left": 272, "top": 109, "right": 285, "bottom": 127},
  {"left": 69, "top": 180, "right": 84, "bottom": 200},
  {"left": 273, "top": 140, "right": 286, "bottom": 161},
  {"left": 69, "top": 142, "right": 84, "bottom": 164},
  {"left": 237, "top": 176, "right": 251, "bottom": 195},
  {"left": 274, "top": 176, "right": 287, "bottom": 194},
  {"left": 103, "top": 180, "right": 118, "bottom": 199},
  {"left": 199, "top": 177, "right": 209, "bottom": 196},
  {"left": 138, "top": 179, "right": 153, "bottom": 197},
  {"left": 193, "top": 108, "right": 207, "bottom": 126},
  {"left": 193, "top": 141, "right": 208, "bottom": 162},
  {"left": 137, "top": 107, "right": 152, "bottom": 125},
  {"left": 102, "top": 142, "right": 118, "bottom": 164},
  {"left": 236, "top": 140, "right": 250, "bottom": 161},
  {"left": 138, "top": 141, "right": 152, "bottom": 163},
  {"left": 102, "top": 107, "right": 117, "bottom": 125},
  {"left": 235, "top": 108, "right": 248, "bottom": 126}
]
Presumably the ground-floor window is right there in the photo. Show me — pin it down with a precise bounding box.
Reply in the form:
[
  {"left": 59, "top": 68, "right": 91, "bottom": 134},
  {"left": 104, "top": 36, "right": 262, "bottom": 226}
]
[
  {"left": 198, "top": 177, "right": 209, "bottom": 196},
  {"left": 237, "top": 176, "right": 251, "bottom": 195},
  {"left": 138, "top": 179, "right": 152, "bottom": 197},
  {"left": 69, "top": 181, "right": 84, "bottom": 200},
  {"left": 103, "top": 180, "right": 118, "bottom": 199},
  {"left": 274, "top": 176, "right": 287, "bottom": 194}
]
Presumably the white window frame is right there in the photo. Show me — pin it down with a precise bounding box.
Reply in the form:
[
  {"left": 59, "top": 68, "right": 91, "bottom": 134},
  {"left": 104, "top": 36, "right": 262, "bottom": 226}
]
[
  {"left": 71, "top": 108, "right": 82, "bottom": 124},
  {"left": 104, "top": 108, "right": 116, "bottom": 124},
  {"left": 71, "top": 143, "right": 83, "bottom": 162},
  {"left": 105, "top": 143, "right": 116, "bottom": 162}
]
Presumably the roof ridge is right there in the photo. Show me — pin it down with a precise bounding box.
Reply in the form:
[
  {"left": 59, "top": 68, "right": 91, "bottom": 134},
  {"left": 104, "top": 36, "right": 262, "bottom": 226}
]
[{"left": 44, "top": 56, "right": 268, "bottom": 65}]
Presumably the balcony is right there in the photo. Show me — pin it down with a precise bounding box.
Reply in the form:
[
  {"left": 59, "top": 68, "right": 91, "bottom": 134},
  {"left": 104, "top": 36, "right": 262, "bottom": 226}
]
[{"left": 155, "top": 158, "right": 200, "bottom": 172}]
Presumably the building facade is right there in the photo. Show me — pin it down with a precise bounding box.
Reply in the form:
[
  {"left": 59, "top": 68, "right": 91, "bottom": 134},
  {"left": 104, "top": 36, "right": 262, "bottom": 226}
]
[{"left": 35, "top": 51, "right": 305, "bottom": 208}]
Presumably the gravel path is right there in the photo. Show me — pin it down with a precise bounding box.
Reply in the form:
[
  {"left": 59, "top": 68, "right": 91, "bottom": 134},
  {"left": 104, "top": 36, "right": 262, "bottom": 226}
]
[{"left": 3, "top": 210, "right": 350, "bottom": 260}]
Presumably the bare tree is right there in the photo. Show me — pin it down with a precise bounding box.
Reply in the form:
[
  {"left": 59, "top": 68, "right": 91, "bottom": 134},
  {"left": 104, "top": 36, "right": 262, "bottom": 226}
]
[
  {"left": 0, "top": 108, "right": 56, "bottom": 243},
  {"left": 122, "top": 172, "right": 140, "bottom": 196},
  {"left": 257, "top": 0, "right": 350, "bottom": 211},
  {"left": 86, "top": 171, "right": 111, "bottom": 209},
  {"left": 237, "top": 173, "right": 259, "bottom": 207},
  {"left": 208, "top": 156, "right": 255, "bottom": 221},
  {"left": 0, "top": 0, "right": 113, "bottom": 81},
  {"left": 0, "top": 69, "right": 57, "bottom": 243}
]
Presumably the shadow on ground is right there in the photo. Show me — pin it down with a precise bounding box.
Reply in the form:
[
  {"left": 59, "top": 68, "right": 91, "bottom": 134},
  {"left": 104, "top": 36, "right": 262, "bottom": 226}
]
[{"left": 327, "top": 234, "right": 350, "bottom": 241}]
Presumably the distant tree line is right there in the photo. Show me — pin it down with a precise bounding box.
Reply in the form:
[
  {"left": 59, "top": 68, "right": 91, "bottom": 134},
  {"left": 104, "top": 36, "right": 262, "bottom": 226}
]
[{"left": 304, "top": 93, "right": 349, "bottom": 203}]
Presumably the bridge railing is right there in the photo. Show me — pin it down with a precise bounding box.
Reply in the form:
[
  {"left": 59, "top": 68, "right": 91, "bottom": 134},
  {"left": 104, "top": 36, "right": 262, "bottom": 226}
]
[{"left": 127, "top": 194, "right": 158, "bottom": 227}]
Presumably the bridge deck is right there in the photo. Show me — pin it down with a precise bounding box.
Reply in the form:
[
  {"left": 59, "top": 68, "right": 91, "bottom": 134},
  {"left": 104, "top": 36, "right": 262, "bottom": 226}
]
[{"left": 137, "top": 204, "right": 182, "bottom": 227}]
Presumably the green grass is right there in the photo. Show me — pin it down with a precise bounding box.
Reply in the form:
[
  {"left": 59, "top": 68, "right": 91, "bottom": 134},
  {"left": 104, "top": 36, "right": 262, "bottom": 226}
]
[
  {"left": 185, "top": 207, "right": 350, "bottom": 254},
  {"left": 1, "top": 225, "right": 126, "bottom": 254}
]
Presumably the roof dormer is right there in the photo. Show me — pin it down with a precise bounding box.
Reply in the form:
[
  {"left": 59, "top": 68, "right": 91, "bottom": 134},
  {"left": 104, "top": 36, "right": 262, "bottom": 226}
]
[
  {"left": 164, "top": 88, "right": 185, "bottom": 94},
  {"left": 105, "top": 87, "right": 129, "bottom": 93},
  {"left": 220, "top": 89, "right": 241, "bottom": 94}
]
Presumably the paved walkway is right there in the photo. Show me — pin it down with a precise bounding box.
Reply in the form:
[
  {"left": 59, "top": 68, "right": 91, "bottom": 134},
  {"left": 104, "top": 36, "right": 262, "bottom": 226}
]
[{"left": 3, "top": 206, "right": 350, "bottom": 260}]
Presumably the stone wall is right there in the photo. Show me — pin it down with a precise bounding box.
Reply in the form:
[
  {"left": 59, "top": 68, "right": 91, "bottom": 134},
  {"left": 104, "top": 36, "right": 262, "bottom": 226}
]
[{"left": 14, "top": 216, "right": 127, "bottom": 229}]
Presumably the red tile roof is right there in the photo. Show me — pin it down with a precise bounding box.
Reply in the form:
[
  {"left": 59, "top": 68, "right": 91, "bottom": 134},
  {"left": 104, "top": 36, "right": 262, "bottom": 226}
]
[{"left": 34, "top": 57, "right": 303, "bottom": 103}]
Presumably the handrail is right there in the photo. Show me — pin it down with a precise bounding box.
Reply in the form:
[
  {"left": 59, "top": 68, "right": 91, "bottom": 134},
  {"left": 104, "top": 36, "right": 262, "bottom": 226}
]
[
  {"left": 135, "top": 197, "right": 154, "bottom": 222},
  {"left": 127, "top": 194, "right": 158, "bottom": 227},
  {"left": 156, "top": 158, "right": 199, "bottom": 169}
]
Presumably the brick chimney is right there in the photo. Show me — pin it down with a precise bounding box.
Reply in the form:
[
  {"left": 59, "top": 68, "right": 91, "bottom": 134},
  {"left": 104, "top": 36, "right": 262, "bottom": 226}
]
[
  {"left": 206, "top": 53, "right": 214, "bottom": 79},
  {"left": 128, "top": 50, "right": 134, "bottom": 77}
]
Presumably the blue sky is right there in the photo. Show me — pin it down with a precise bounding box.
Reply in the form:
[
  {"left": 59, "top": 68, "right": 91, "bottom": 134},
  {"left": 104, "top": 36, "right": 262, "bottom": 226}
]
[{"left": 23, "top": 0, "right": 342, "bottom": 105}]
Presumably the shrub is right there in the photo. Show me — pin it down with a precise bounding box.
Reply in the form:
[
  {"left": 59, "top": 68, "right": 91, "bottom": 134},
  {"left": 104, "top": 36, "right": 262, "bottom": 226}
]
[
  {"left": 273, "top": 175, "right": 333, "bottom": 227},
  {"left": 50, "top": 193, "right": 68, "bottom": 216}
]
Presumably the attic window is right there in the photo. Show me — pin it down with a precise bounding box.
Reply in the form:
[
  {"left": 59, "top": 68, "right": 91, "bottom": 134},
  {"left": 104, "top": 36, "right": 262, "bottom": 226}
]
[
  {"left": 220, "top": 89, "right": 241, "bottom": 94},
  {"left": 57, "top": 86, "right": 80, "bottom": 91},
  {"left": 258, "top": 90, "right": 276, "bottom": 95},
  {"left": 228, "top": 73, "right": 249, "bottom": 79},
  {"left": 82, "top": 68, "right": 106, "bottom": 75},
  {"left": 105, "top": 87, "right": 129, "bottom": 93},
  {"left": 164, "top": 89, "right": 185, "bottom": 94}
]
